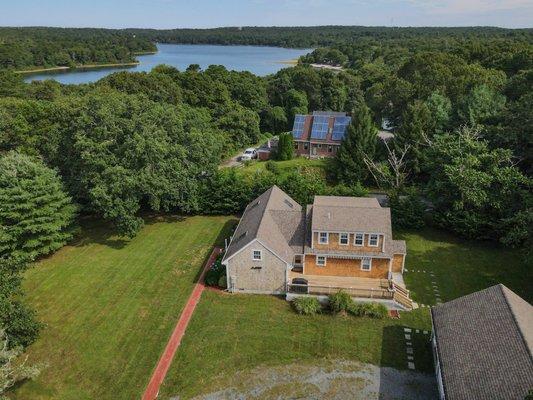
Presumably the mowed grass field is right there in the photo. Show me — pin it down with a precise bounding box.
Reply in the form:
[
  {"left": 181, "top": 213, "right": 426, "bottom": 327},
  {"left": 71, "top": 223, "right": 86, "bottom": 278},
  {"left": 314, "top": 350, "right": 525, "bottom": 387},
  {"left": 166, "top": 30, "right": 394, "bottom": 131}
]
[
  {"left": 13, "top": 215, "right": 236, "bottom": 400},
  {"left": 159, "top": 292, "right": 433, "bottom": 399},
  {"left": 159, "top": 226, "right": 532, "bottom": 399},
  {"left": 13, "top": 215, "right": 531, "bottom": 400},
  {"left": 399, "top": 227, "right": 532, "bottom": 305}
]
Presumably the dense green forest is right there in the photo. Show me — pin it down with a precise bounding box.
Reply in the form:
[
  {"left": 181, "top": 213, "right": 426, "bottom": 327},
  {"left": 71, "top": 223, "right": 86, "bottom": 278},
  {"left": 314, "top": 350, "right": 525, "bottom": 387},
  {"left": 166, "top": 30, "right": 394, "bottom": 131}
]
[
  {"left": 0, "top": 27, "right": 156, "bottom": 70},
  {"left": 1, "top": 26, "right": 532, "bottom": 70},
  {"left": 0, "top": 27, "right": 532, "bottom": 388}
]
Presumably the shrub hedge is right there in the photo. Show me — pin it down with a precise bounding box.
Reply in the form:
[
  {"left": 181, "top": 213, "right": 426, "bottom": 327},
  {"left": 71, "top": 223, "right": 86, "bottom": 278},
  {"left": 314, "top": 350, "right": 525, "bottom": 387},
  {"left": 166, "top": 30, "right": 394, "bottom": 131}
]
[{"left": 291, "top": 296, "right": 322, "bottom": 315}]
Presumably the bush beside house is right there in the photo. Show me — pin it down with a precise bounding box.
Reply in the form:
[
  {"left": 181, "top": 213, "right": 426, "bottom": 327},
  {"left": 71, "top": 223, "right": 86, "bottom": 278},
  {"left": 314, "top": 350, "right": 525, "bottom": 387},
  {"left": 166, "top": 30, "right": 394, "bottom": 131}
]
[{"left": 290, "top": 290, "right": 388, "bottom": 319}]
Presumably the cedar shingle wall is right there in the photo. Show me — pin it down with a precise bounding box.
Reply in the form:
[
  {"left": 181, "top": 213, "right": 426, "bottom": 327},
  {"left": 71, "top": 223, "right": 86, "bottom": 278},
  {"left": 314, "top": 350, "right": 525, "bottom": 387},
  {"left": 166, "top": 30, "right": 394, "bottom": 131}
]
[
  {"left": 392, "top": 254, "right": 404, "bottom": 272},
  {"left": 304, "top": 255, "right": 389, "bottom": 279}
]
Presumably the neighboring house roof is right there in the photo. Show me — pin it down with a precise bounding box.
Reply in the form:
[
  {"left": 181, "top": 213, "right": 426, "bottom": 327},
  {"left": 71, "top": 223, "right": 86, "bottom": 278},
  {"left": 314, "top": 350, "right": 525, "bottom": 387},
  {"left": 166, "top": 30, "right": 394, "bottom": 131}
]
[
  {"left": 431, "top": 284, "right": 533, "bottom": 400},
  {"left": 223, "top": 186, "right": 304, "bottom": 264}
]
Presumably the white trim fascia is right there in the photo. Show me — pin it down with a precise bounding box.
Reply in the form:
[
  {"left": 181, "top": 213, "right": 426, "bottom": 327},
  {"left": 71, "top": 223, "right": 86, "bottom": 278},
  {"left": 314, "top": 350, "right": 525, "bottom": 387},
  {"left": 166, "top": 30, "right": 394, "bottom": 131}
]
[
  {"left": 314, "top": 228, "right": 385, "bottom": 234},
  {"left": 223, "top": 238, "right": 288, "bottom": 265},
  {"left": 304, "top": 252, "right": 392, "bottom": 260},
  {"left": 222, "top": 205, "right": 250, "bottom": 264}
]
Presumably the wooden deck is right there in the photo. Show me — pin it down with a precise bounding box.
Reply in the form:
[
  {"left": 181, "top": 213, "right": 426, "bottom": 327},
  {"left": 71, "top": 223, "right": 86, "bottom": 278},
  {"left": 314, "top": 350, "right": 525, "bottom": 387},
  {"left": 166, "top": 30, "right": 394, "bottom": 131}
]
[
  {"left": 289, "top": 271, "right": 389, "bottom": 289},
  {"left": 287, "top": 271, "right": 413, "bottom": 309},
  {"left": 288, "top": 271, "right": 393, "bottom": 300}
]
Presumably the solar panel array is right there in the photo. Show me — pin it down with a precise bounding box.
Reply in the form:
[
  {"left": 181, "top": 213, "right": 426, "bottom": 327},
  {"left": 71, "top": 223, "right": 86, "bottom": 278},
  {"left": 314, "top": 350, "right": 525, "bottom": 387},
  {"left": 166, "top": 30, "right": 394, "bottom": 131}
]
[
  {"left": 292, "top": 115, "right": 306, "bottom": 138},
  {"left": 310, "top": 116, "right": 329, "bottom": 139},
  {"left": 332, "top": 116, "right": 352, "bottom": 140}
]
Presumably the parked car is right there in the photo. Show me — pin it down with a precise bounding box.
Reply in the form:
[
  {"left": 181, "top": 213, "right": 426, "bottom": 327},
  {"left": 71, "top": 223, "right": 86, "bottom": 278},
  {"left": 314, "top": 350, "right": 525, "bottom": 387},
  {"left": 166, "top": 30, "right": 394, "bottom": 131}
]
[{"left": 240, "top": 148, "right": 257, "bottom": 161}]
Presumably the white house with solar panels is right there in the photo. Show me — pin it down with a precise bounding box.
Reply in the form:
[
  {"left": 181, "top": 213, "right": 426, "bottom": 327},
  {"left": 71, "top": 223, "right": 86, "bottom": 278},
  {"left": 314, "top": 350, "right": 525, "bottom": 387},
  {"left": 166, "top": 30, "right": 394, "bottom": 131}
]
[{"left": 292, "top": 111, "right": 351, "bottom": 158}]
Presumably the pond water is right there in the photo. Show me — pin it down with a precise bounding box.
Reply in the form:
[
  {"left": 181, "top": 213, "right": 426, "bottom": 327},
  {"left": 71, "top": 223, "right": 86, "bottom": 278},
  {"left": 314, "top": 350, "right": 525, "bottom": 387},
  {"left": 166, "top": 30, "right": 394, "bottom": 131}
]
[{"left": 23, "top": 44, "right": 312, "bottom": 84}]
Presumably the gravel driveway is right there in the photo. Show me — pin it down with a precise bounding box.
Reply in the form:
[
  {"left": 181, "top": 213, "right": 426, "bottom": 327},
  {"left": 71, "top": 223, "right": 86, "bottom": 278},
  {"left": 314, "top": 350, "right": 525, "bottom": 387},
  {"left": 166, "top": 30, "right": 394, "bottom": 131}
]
[{"left": 174, "top": 359, "right": 438, "bottom": 400}]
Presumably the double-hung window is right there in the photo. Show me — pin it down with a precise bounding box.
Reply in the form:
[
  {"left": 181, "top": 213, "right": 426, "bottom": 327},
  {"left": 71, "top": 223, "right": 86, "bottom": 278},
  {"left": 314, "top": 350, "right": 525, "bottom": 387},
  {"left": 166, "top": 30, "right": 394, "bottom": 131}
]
[
  {"left": 316, "top": 256, "right": 326, "bottom": 266},
  {"left": 354, "top": 233, "right": 364, "bottom": 246},
  {"left": 252, "top": 250, "right": 262, "bottom": 261},
  {"left": 319, "top": 232, "right": 328, "bottom": 244},
  {"left": 339, "top": 233, "right": 349, "bottom": 245},
  {"left": 369, "top": 234, "right": 379, "bottom": 247},
  {"left": 361, "top": 257, "right": 372, "bottom": 271}
]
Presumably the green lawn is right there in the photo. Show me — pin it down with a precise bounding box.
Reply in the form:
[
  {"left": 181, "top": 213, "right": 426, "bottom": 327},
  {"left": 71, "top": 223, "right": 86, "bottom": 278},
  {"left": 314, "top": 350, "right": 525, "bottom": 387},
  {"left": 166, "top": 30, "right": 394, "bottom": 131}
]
[
  {"left": 241, "top": 157, "right": 330, "bottom": 173},
  {"left": 159, "top": 292, "right": 432, "bottom": 399},
  {"left": 399, "top": 227, "right": 532, "bottom": 305},
  {"left": 13, "top": 218, "right": 531, "bottom": 400},
  {"left": 159, "top": 226, "right": 532, "bottom": 399},
  {"left": 13, "top": 215, "right": 236, "bottom": 400}
]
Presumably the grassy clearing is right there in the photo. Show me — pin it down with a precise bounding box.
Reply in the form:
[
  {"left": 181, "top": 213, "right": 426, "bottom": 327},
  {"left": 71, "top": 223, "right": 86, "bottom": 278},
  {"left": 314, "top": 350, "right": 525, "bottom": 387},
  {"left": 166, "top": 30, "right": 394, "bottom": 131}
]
[
  {"left": 159, "top": 292, "right": 432, "bottom": 399},
  {"left": 399, "top": 227, "right": 532, "bottom": 305},
  {"left": 240, "top": 157, "right": 331, "bottom": 175},
  {"left": 13, "top": 215, "right": 236, "bottom": 400}
]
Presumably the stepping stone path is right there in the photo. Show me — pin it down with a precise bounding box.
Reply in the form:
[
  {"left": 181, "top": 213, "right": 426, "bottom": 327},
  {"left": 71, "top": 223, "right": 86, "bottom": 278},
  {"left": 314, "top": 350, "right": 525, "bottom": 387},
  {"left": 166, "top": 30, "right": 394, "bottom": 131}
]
[
  {"left": 403, "top": 327, "right": 416, "bottom": 369},
  {"left": 402, "top": 327, "right": 431, "bottom": 371}
]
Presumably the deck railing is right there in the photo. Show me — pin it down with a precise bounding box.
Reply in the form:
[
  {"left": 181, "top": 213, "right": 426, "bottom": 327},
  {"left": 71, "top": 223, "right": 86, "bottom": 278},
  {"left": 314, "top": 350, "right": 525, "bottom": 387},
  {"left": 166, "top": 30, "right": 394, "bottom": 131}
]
[{"left": 287, "top": 283, "right": 394, "bottom": 300}]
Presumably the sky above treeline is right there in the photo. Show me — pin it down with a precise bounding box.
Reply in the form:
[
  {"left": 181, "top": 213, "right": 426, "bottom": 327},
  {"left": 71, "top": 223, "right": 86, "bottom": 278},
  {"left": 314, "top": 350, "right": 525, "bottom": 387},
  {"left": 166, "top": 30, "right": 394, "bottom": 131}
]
[{"left": 1, "top": 0, "right": 532, "bottom": 29}]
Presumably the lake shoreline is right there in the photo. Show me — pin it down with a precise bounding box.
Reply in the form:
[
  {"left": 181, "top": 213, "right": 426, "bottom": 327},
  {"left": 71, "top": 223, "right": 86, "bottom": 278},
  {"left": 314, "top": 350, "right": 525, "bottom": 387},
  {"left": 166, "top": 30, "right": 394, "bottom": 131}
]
[
  {"left": 15, "top": 61, "right": 140, "bottom": 74},
  {"left": 22, "top": 44, "right": 313, "bottom": 83}
]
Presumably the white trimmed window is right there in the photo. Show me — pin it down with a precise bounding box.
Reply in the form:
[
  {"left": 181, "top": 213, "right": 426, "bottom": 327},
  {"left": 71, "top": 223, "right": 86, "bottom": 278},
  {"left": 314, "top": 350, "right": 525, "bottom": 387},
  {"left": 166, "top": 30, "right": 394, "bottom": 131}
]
[
  {"left": 252, "top": 250, "right": 262, "bottom": 260},
  {"left": 319, "top": 232, "right": 329, "bottom": 244},
  {"left": 316, "top": 256, "right": 326, "bottom": 266},
  {"left": 369, "top": 234, "right": 379, "bottom": 247},
  {"left": 361, "top": 257, "right": 372, "bottom": 271},
  {"left": 339, "top": 233, "right": 349, "bottom": 245},
  {"left": 354, "top": 233, "right": 364, "bottom": 246}
]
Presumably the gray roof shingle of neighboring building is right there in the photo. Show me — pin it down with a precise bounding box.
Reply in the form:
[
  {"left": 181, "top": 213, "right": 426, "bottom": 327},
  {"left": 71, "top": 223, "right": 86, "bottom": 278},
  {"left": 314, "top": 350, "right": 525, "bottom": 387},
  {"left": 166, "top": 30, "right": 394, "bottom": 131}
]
[
  {"left": 431, "top": 284, "right": 533, "bottom": 400},
  {"left": 223, "top": 186, "right": 304, "bottom": 264}
]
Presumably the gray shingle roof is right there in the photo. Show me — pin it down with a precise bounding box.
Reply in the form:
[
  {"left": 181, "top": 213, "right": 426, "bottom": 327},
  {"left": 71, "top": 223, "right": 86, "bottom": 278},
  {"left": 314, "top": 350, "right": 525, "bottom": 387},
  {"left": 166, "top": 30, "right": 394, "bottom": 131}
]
[
  {"left": 431, "top": 284, "right": 533, "bottom": 400},
  {"left": 311, "top": 196, "right": 393, "bottom": 245},
  {"left": 389, "top": 239, "right": 406, "bottom": 255},
  {"left": 223, "top": 186, "right": 304, "bottom": 264}
]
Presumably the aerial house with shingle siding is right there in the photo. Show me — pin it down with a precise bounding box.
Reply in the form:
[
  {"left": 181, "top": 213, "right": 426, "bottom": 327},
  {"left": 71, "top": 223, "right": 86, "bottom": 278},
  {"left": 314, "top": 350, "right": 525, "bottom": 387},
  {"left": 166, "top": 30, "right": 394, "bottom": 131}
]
[{"left": 222, "top": 185, "right": 412, "bottom": 309}]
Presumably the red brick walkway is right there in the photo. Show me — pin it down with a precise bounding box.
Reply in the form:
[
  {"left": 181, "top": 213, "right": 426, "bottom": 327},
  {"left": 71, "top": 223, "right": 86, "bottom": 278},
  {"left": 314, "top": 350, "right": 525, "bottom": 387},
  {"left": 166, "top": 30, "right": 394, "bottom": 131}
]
[{"left": 142, "top": 247, "right": 222, "bottom": 400}]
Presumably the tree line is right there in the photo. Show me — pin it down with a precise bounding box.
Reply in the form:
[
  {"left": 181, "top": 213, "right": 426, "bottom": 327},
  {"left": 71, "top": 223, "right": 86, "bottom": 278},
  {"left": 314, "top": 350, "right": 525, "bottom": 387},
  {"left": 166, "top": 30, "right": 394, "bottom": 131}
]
[
  {"left": 0, "top": 27, "right": 156, "bottom": 70},
  {"left": 1, "top": 26, "right": 531, "bottom": 70}
]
